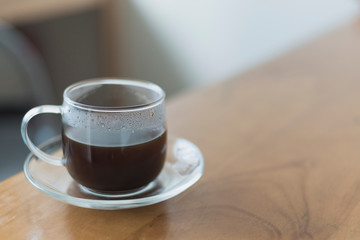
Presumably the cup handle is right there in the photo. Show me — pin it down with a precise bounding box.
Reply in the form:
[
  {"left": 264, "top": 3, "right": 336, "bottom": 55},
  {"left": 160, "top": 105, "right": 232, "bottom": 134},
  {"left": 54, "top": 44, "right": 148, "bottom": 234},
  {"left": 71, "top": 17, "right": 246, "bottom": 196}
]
[{"left": 21, "top": 105, "right": 65, "bottom": 166}]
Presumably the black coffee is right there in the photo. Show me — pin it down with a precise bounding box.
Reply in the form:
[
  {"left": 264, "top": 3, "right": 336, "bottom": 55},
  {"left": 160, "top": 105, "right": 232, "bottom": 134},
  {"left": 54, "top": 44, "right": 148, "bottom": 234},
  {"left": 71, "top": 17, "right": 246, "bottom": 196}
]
[{"left": 62, "top": 131, "right": 167, "bottom": 191}]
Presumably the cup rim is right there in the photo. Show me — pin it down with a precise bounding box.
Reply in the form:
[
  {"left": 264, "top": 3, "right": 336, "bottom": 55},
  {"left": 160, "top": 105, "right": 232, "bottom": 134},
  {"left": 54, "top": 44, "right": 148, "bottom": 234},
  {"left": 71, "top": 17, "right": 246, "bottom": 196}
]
[{"left": 63, "top": 78, "right": 166, "bottom": 112}]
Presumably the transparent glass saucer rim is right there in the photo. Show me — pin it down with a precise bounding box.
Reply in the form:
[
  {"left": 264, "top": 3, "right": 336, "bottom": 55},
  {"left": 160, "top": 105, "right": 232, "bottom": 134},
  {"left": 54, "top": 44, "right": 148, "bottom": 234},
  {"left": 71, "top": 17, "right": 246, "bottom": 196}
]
[{"left": 23, "top": 135, "right": 204, "bottom": 210}]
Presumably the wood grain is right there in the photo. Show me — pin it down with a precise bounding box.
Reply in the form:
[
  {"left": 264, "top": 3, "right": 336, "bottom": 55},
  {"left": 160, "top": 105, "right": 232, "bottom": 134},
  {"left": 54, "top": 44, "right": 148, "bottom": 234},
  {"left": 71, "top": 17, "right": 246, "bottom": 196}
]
[{"left": 2, "top": 19, "right": 360, "bottom": 239}]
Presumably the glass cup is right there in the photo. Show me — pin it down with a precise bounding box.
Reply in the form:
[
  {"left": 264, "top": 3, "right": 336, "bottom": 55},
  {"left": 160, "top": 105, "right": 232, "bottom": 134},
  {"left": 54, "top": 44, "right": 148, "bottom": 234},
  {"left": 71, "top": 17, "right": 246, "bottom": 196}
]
[{"left": 21, "top": 79, "right": 167, "bottom": 196}]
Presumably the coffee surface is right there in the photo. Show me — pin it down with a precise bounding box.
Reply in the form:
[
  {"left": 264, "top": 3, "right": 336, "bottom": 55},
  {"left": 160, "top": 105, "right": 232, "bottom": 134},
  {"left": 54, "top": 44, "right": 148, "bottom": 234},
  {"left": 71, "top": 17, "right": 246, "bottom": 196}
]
[{"left": 62, "top": 131, "right": 167, "bottom": 191}]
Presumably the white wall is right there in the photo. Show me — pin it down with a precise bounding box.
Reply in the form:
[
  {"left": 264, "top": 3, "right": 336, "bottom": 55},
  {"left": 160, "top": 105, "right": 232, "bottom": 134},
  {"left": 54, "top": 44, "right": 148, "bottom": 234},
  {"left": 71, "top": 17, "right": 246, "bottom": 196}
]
[{"left": 115, "top": 0, "right": 360, "bottom": 96}]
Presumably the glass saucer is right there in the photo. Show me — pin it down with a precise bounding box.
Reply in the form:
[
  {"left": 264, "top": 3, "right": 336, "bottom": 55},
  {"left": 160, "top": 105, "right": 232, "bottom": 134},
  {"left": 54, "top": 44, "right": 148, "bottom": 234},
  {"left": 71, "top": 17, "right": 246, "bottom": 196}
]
[{"left": 24, "top": 136, "right": 204, "bottom": 210}]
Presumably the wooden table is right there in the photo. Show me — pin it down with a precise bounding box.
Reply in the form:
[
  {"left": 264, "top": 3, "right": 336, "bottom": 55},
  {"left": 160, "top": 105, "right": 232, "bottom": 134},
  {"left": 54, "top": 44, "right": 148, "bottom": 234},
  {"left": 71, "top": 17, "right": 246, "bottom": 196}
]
[{"left": 2, "top": 19, "right": 360, "bottom": 239}]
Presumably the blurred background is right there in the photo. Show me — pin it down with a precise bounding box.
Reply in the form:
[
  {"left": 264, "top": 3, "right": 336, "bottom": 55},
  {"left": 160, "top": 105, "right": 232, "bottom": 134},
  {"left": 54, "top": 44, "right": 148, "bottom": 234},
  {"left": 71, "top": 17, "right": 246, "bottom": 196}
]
[{"left": 0, "top": 0, "right": 359, "bottom": 181}]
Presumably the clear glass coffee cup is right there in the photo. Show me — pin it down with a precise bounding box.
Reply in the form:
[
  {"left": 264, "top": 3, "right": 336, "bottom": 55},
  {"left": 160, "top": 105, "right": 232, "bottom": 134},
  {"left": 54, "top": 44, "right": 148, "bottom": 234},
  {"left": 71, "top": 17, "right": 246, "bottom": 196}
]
[{"left": 21, "top": 79, "right": 167, "bottom": 196}]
